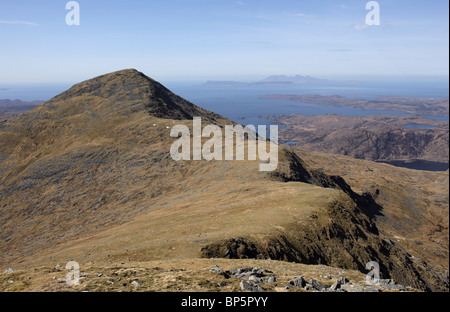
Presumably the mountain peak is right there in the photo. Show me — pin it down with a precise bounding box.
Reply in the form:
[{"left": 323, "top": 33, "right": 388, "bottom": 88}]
[{"left": 37, "top": 69, "right": 221, "bottom": 122}]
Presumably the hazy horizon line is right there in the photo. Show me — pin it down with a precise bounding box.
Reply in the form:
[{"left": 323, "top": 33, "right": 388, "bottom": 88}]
[{"left": 1, "top": 73, "right": 449, "bottom": 86}]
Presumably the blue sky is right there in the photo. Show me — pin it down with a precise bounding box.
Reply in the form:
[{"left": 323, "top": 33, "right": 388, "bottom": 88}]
[{"left": 0, "top": 0, "right": 448, "bottom": 83}]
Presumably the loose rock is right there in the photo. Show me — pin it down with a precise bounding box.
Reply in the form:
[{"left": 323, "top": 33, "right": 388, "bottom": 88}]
[
  {"left": 289, "top": 277, "right": 306, "bottom": 288},
  {"left": 308, "top": 279, "right": 325, "bottom": 291},
  {"left": 240, "top": 280, "right": 265, "bottom": 292}
]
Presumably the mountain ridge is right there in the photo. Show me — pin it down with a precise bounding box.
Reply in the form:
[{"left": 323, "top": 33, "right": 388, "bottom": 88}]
[
  {"left": 32, "top": 69, "right": 223, "bottom": 122},
  {"left": 0, "top": 69, "right": 448, "bottom": 292}
]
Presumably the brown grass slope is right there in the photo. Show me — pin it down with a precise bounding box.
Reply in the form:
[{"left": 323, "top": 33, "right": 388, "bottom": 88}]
[{"left": 0, "top": 69, "right": 448, "bottom": 291}]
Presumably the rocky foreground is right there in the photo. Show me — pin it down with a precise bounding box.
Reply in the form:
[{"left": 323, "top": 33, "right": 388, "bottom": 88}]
[{"left": 0, "top": 259, "right": 416, "bottom": 292}]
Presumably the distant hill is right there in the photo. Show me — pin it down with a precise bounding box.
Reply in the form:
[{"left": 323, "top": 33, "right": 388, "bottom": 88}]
[
  {"left": 199, "top": 74, "right": 354, "bottom": 87},
  {"left": 0, "top": 99, "right": 43, "bottom": 117},
  {"left": 259, "top": 75, "right": 329, "bottom": 84}
]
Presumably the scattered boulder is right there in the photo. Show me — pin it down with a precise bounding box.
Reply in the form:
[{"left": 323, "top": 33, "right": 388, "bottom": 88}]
[
  {"left": 304, "top": 284, "right": 314, "bottom": 291},
  {"left": 222, "top": 267, "right": 275, "bottom": 281},
  {"left": 330, "top": 277, "right": 350, "bottom": 291},
  {"left": 209, "top": 265, "right": 409, "bottom": 293},
  {"left": 374, "top": 279, "right": 407, "bottom": 291},
  {"left": 248, "top": 275, "right": 262, "bottom": 283},
  {"left": 240, "top": 280, "right": 265, "bottom": 292},
  {"left": 340, "top": 283, "right": 381, "bottom": 292},
  {"left": 363, "top": 286, "right": 382, "bottom": 292},
  {"left": 307, "top": 279, "right": 325, "bottom": 291},
  {"left": 209, "top": 265, "right": 230, "bottom": 278},
  {"left": 288, "top": 277, "right": 306, "bottom": 288},
  {"left": 340, "top": 284, "right": 365, "bottom": 292},
  {"left": 209, "top": 265, "right": 223, "bottom": 273},
  {"left": 376, "top": 279, "right": 396, "bottom": 285},
  {"left": 265, "top": 276, "right": 276, "bottom": 283}
]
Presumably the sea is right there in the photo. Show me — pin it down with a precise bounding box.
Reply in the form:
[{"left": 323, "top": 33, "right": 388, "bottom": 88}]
[
  {"left": 1, "top": 79, "right": 448, "bottom": 121},
  {"left": 1, "top": 78, "right": 448, "bottom": 171},
  {"left": 167, "top": 79, "right": 450, "bottom": 125}
]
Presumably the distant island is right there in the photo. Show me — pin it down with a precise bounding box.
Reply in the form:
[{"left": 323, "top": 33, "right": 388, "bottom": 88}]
[
  {"left": 200, "top": 75, "right": 360, "bottom": 87},
  {"left": 261, "top": 94, "right": 450, "bottom": 117}
]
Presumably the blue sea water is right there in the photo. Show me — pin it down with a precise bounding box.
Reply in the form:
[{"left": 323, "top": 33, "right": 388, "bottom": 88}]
[
  {"left": 1, "top": 78, "right": 448, "bottom": 171},
  {"left": 166, "top": 80, "right": 449, "bottom": 125},
  {"left": 0, "top": 83, "right": 72, "bottom": 102},
  {"left": 1, "top": 79, "right": 448, "bottom": 126}
]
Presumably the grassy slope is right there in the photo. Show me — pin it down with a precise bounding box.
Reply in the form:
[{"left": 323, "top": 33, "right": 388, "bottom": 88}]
[{"left": 0, "top": 69, "right": 448, "bottom": 291}]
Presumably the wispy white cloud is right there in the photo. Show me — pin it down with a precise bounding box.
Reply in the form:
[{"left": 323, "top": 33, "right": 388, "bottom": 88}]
[
  {"left": 328, "top": 49, "right": 353, "bottom": 52},
  {"left": 235, "top": 1, "right": 244, "bottom": 5},
  {"left": 353, "top": 22, "right": 369, "bottom": 31},
  {"left": 0, "top": 20, "right": 38, "bottom": 27},
  {"left": 353, "top": 22, "right": 392, "bottom": 31},
  {"left": 335, "top": 4, "right": 348, "bottom": 9},
  {"left": 293, "top": 12, "right": 317, "bottom": 19}
]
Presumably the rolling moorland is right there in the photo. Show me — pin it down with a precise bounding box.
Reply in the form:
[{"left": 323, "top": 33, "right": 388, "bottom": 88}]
[
  {"left": 0, "top": 69, "right": 448, "bottom": 292},
  {"left": 267, "top": 114, "right": 449, "bottom": 168}
]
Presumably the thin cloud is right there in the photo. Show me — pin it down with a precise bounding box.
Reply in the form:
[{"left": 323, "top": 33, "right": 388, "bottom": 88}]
[
  {"left": 293, "top": 12, "right": 317, "bottom": 19},
  {"left": 335, "top": 4, "right": 349, "bottom": 9},
  {"left": 353, "top": 22, "right": 391, "bottom": 31},
  {"left": 0, "top": 20, "right": 38, "bottom": 27},
  {"left": 243, "top": 40, "right": 271, "bottom": 45},
  {"left": 328, "top": 49, "right": 353, "bottom": 52},
  {"left": 353, "top": 22, "right": 369, "bottom": 31}
]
